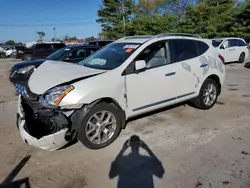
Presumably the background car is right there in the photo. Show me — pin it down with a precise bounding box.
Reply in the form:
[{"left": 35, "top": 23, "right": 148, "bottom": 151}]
[
  {"left": 212, "top": 37, "right": 249, "bottom": 63},
  {"left": 85, "top": 40, "right": 113, "bottom": 47},
  {"left": 10, "top": 45, "right": 101, "bottom": 84},
  {"left": 21, "top": 42, "right": 66, "bottom": 60},
  {"left": 12, "top": 45, "right": 27, "bottom": 59}
]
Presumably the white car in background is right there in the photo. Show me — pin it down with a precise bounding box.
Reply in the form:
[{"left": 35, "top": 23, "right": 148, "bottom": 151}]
[
  {"left": 16, "top": 33, "right": 226, "bottom": 151},
  {"left": 212, "top": 37, "right": 249, "bottom": 63},
  {"left": 3, "top": 47, "right": 15, "bottom": 57}
]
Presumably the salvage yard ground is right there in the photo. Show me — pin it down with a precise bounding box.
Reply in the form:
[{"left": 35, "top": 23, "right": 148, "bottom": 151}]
[{"left": 0, "top": 58, "right": 250, "bottom": 188}]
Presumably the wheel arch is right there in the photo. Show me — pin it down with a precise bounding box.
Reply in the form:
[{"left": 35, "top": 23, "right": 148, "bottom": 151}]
[
  {"left": 90, "top": 97, "right": 127, "bottom": 129},
  {"left": 206, "top": 74, "right": 221, "bottom": 95}
]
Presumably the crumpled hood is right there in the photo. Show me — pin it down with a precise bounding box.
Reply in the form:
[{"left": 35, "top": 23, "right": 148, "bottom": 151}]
[{"left": 28, "top": 60, "right": 107, "bottom": 94}]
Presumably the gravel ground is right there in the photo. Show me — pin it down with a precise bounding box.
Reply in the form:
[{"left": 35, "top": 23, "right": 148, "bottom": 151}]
[{"left": 0, "top": 58, "right": 250, "bottom": 188}]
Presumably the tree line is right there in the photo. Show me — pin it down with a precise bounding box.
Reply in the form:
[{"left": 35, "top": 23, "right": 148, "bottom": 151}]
[{"left": 97, "top": 0, "right": 250, "bottom": 40}]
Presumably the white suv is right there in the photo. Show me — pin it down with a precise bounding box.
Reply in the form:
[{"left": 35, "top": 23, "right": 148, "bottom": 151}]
[
  {"left": 212, "top": 37, "right": 249, "bottom": 63},
  {"left": 16, "top": 34, "right": 226, "bottom": 151}
]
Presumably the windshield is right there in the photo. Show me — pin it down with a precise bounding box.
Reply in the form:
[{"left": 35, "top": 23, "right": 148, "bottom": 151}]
[
  {"left": 47, "top": 47, "right": 70, "bottom": 60},
  {"left": 79, "top": 43, "right": 140, "bottom": 70},
  {"left": 212, "top": 39, "right": 223, "bottom": 47}
]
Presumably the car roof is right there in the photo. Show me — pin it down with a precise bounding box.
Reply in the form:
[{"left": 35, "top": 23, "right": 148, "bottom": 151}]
[
  {"left": 88, "top": 40, "right": 113, "bottom": 42},
  {"left": 114, "top": 33, "right": 202, "bottom": 44},
  {"left": 212, "top": 37, "right": 245, "bottom": 40},
  {"left": 64, "top": 45, "right": 101, "bottom": 49}
]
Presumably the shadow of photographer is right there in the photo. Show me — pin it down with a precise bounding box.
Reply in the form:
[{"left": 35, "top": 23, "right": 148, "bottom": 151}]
[
  {"left": 0, "top": 155, "right": 31, "bottom": 188},
  {"left": 109, "top": 135, "right": 165, "bottom": 188}
]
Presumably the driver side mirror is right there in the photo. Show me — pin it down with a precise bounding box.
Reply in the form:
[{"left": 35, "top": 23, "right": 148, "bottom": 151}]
[{"left": 135, "top": 60, "right": 146, "bottom": 72}]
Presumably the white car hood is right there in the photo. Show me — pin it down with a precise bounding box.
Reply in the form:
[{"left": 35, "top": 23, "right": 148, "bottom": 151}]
[{"left": 28, "top": 60, "right": 107, "bottom": 94}]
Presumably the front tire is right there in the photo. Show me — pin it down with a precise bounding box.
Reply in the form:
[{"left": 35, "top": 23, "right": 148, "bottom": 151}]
[
  {"left": 77, "top": 102, "right": 122, "bottom": 149},
  {"left": 238, "top": 53, "right": 245, "bottom": 64},
  {"left": 191, "top": 78, "right": 219, "bottom": 110}
]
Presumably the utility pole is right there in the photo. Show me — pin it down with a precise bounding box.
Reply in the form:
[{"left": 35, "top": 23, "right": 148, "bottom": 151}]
[
  {"left": 122, "top": 4, "right": 126, "bottom": 36},
  {"left": 53, "top": 27, "right": 56, "bottom": 41},
  {"left": 119, "top": 2, "right": 128, "bottom": 36}
]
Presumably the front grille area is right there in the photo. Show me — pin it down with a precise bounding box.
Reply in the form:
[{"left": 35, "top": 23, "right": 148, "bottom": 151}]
[{"left": 21, "top": 98, "right": 69, "bottom": 139}]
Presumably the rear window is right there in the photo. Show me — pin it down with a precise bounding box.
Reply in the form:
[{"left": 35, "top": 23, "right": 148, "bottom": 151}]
[
  {"left": 212, "top": 39, "right": 223, "bottom": 47},
  {"left": 196, "top": 41, "right": 209, "bottom": 55},
  {"left": 238, "top": 40, "right": 247, "bottom": 46}
]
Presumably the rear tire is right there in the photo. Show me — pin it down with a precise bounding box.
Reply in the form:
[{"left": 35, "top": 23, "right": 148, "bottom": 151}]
[
  {"left": 190, "top": 78, "right": 219, "bottom": 110},
  {"left": 77, "top": 102, "right": 122, "bottom": 149},
  {"left": 238, "top": 52, "right": 245, "bottom": 63}
]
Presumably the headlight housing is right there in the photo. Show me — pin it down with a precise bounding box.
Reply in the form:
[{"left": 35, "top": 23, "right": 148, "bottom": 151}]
[
  {"left": 39, "top": 85, "right": 74, "bottom": 106},
  {"left": 17, "top": 66, "right": 35, "bottom": 74}
]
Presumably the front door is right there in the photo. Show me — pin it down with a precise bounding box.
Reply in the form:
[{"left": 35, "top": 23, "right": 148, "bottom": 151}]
[
  {"left": 125, "top": 41, "right": 178, "bottom": 116},
  {"left": 218, "top": 39, "right": 234, "bottom": 62}
]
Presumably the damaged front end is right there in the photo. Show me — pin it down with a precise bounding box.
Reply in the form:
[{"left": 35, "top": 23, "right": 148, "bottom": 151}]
[{"left": 16, "top": 85, "right": 83, "bottom": 151}]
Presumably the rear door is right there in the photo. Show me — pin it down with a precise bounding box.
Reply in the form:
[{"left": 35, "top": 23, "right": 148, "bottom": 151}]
[
  {"left": 228, "top": 39, "right": 241, "bottom": 61},
  {"left": 238, "top": 39, "right": 248, "bottom": 58},
  {"left": 169, "top": 39, "right": 206, "bottom": 102}
]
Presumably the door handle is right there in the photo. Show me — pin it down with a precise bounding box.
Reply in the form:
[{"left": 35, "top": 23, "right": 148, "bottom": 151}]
[
  {"left": 165, "top": 72, "right": 176, "bottom": 76},
  {"left": 229, "top": 49, "right": 235, "bottom": 51},
  {"left": 200, "top": 64, "right": 208, "bottom": 68}
]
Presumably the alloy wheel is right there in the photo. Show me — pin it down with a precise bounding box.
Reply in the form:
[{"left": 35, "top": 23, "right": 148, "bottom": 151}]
[
  {"left": 203, "top": 84, "right": 217, "bottom": 106},
  {"left": 85, "top": 110, "right": 117, "bottom": 145}
]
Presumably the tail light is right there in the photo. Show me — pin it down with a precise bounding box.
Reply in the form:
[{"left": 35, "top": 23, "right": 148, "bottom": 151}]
[{"left": 218, "top": 54, "right": 225, "bottom": 64}]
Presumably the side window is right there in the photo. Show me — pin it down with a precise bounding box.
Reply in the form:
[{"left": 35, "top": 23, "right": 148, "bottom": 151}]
[
  {"left": 238, "top": 40, "right": 247, "bottom": 47},
  {"left": 65, "top": 49, "right": 86, "bottom": 59},
  {"left": 76, "top": 49, "right": 86, "bottom": 58},
  {"left": 196, "top": 41, "right": 209, "bottom": 55},
  {"left": 170, "top": 39, "right": 199, "bottom": 62},
  {"left": 89, "top": 48, "right": 99, "bottom": 55},
  {"left": 229, "top": 39, "right": 238, "bottom": 47},
  {"left": 135, "top": 42, "right": 169, "bottom": 69},
  {"left": 222, "top": 40, "right": 230, "bottom": 49}
]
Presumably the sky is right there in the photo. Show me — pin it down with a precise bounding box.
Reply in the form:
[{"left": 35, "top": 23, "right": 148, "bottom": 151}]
[{"left": 0, "top": 0, "right": 103, "bottom": 43}]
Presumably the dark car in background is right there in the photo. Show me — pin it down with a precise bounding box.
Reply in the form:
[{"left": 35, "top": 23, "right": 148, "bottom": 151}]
[
  {"left": 86, "top": 40, "right": 113, "bottom": 47},
  {"left": 10, "top": 45, "right": 101, "bottom": 84},
  {"left": 21, "top": 42, "right": 66, "bottom": 60},
  {"left": 12, "top": 45, "right": 27, "bottom": 59}
]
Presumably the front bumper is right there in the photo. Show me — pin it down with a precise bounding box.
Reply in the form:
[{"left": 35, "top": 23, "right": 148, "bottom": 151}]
[{"left": 17, "top": 96, "right": 72, "bottom": 151}]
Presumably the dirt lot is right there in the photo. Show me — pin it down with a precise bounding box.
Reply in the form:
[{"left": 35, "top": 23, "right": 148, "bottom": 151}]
[{"left": 0, "top": 58, "right": 250, "bottom": 188}]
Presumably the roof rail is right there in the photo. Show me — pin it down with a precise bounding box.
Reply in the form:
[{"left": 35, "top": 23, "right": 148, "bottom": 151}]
[
  {"left": 154, "top": 33, "right": 202, "bottom": 39},
  {"left": 117, "top": 35, "right": 152, "bottom": 41}
]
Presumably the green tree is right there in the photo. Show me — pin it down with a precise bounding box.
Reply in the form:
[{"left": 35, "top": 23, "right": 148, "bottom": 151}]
[
  {"left": 97, "top": 0, "right": 136, "bottom": 39},
  {"left": 179, "top": 0, "right": 236, "bottom": 37},
  {"left": 36, "top": 31, "right": 45, "bottom": 41},
  {"left": 5, "top": 40, "right": 15, "bottom": 46},
  {"left": 85, "top": 36, "right": 97, "bottom": 42},
  {"left": 68, "top": 36, "right": 78, "bottom": 40}
]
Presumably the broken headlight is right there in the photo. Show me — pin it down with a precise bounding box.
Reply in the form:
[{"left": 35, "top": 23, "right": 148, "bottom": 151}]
[{"left": 39, "top": 85, "right": 74, "bottom": 106}]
